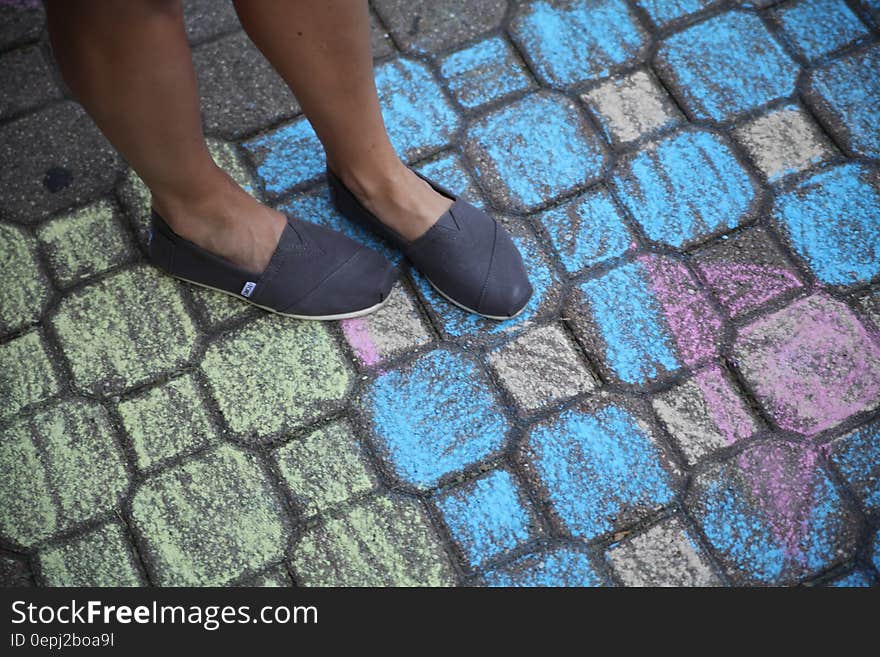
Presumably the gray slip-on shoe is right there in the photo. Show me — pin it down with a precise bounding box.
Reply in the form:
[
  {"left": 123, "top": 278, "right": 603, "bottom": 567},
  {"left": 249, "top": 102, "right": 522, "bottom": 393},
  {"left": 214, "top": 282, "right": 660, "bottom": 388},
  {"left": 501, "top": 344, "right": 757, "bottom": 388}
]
[
  {"left": 148, "top": 210, "right": 398, "bottom": 320},
  {"left": 327, "top": 168, "right": 532, "bottom": 320}
]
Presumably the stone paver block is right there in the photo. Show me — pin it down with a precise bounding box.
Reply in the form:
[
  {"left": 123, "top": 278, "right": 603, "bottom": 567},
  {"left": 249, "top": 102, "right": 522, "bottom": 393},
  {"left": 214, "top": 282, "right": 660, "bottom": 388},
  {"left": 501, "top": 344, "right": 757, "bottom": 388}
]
[
  {"left": 636, "top": 0, "right": 722, "bottom": 28},
  {"left": 414, "top": 225, "right": 562, "bottom": 340},
  {"left": 340, "top": 282, "right": 433, "bottom": 368},
  {"left": 733, "top": 293, "right": 880, "bottom": 436},
  {"left": 855, "top": 288, "right": 880, "bottom": 337},
  {"left": 0, "top": 45, "right": 61, "bottom": 119},
  {"left": 373, "top": 0, "right": 507, "bottom": 54},
  {"left": 37, "top": 521, "right": 142, "bottom": 587},
  {"left": 570, "top": 255, "right": 722, "bottom": 385},
  {"left": 246, "top": 58, "right": 459, "bottom": 196},
  {"left": 0, "top": 223, "right": 51, "bottom": 334},
  {"left": 0, "top": 400, "right": 130, "bottom": 548},
  {"left": 0, "top": 553, "right": 33, "bottom": 587},
  {"left": 291, "top": 494, "right": 455, "bottom": 586},
  {"left": 439, "top": 36, "right": 534, "bottom": 110},
  {"left": 875, "top": 530, "right": 880, "bottom": 573},
  {"left": 239, "top": 565, "right": 291, "bottom": 587},
  {"left": 52, "top": 265, "right": 198, "bottom": 396},
  {"left": 0, "top": 102, "right": 123, "bottom": 223},
  {"left": 653, "top": 365, "right": 759, "bottom": 466},
  {"left": 607, "top": 515, "right": 721, "bottom": 586},
  {"left": 193, "top": 31, "right": 299, "bottom": 139},
  {"left": 369, "top": 10, "right": 395, "bottom": 59},
  {"left": 202, "top": 316, "right": 351, "bottom": 441},
  {"left": 772, "top": 163, "right": 880, "bottom": 287},
  {"left": 0, "top": 330, "right": 59, "bottom": 422},
  {"left": 732, "top": 104, "right": 836, "bottom": 183},
  {"left": 37, "top": 198, "right": 135, "bottom": 287},
  {"left": 120, "top": 138, "right": 260, "bottom": 247},
  {"left": 0, "top": 0, "right": 44, "bottom": 50},
  {"left": 274, "top": 420, "right": 378, "bottom": 518},
  {"left": 510, "top": 0, "right": 648, "bottom": 87},
  {"left": 465, "top": 92, "right": 606, "bottom": 212},
  {"left": 687, "top": 442, "right": 859, "bottom": 585},
  {"left": 483, "top": 545, "right": 604, "bottom": 586},
  {"left": 415, "top": 152, "right": 483, "bottom": 209},
  {"left": 130, "top": 444, "right": 290, "bottom": 586},
  {"left": 183, "top": 0, "right": 240, "bottom": 44},
  {"left": 117, "top": 374, "right": 217, "bottom": 472},
  {"left": 827, "top": 570, "right": 875, "bottom": 587},
  {"left": 693, "top": 227, "right": 803, "bottom": 318},
  {"left": 488, "top": 324, "right": 595, "bottom": 413},
  {"left": 612, "top": 129, "right": 759, "bottom": 248},
  {"left": 364, "top": 348, "right": 510, "bottom": 489},
  {"left": 656, "top": 11, "right": 798, "bottom": 122},
  {"left": 436, "top": 469, "right": 537, "bottom": 567},
  {"left": 805, "top": 46, "right": 880, "bottom": 159},
  {"left": 775, "top": 0, "right": 869, "bottom": 63},
  {"left": 522, "top": 398, "right": 677, "bottom": 541},
  {"left": 582, "top": 70, "right": 684, "bottom": 146},
  {"left": 828, "top": 420, "right": 880, "bottom": 514},
  {"left": 537, "top": 186, "right": 633, "bottom": 276}
]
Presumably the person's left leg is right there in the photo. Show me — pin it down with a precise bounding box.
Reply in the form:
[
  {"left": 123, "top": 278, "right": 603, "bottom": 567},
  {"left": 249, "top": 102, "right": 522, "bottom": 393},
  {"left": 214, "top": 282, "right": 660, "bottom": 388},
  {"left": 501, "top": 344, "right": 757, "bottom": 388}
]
[{"left": 232, "top": 0, "right": 452, "bottom": 242}]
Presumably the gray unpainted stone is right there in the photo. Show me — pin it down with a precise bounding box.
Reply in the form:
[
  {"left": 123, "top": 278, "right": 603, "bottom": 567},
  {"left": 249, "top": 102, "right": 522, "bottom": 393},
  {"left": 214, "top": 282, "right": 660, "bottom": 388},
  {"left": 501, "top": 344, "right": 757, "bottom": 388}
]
[
  {"left": 373, "top": 0, "right": 508, "bottom": 54},
  {"left": 0, "top": 102, "right": 123, "bottom": 223},
  {"left": 0, "top": 45, "right": 61, "bottom": 119},
  {"left": 193, "top": 31, "right": 300, "bottom": 139},
  {"left": 488, "top": 324, "right": 595, "bottom": 413},
  {"left": 607, "top": 515, "right": 722, "bottom": 586},
  {"left": 183, "top": 0, "right": 241, "bottom": 44}
]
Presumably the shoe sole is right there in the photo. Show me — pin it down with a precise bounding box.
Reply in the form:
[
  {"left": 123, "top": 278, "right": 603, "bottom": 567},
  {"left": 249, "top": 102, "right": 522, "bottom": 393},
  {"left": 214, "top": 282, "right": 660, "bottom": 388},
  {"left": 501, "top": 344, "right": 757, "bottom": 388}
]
[
  {"left": 425, "top": 276, "right": 528, "bottom": 321},
  {"left": 168, "top": 272, "right": 391, "bottom": 321}
]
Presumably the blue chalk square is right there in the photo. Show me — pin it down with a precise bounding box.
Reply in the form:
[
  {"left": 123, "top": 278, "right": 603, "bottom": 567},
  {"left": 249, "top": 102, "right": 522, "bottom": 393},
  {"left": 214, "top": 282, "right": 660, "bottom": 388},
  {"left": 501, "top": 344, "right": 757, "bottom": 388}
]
[
  {"left": 523, "top": 401, "right": 676, "bottom": 541},
  {"left": 772, "top": 163, "right": 880, "bottom": 287},
  {"left": 364, "top": 349, "right": 511, "bottom": 490},
  {"left": 414, "top": 151, "right": 484, "bottom": 209},
  {"left": 537, "top": 186, "right": 633, "bottom": 275},
  {"left": 827, "top": 570, "right": 875, "bottom": 587},
  {"left": 829, "top": 419, "right": 880, "bottom": 513},
  {"left": 465, "top": 92, "right": 608, "bottom": 212},
  {"left": 436, "top": 469, "right": 537, "bottom": 567},
  {"left": 636, "top": 0, "right": 722, "bottom": 28},
  {"left": 509, "top": 0, "right": 649, "bottom": 87},
  {"left": 776, "top": 0, "right": 869, "bottom": 62},
  {"left": 243, "top": 117, "right": 325, "bottom": 196},
  {"left": 438, "top": 36, "right": 535, "bottom": 110},
  {"left": 656, "top": 11, "right": 799, "bottom": 122},
  {"left": 482, "top": 545, "right": 604, "bottom": 586}
]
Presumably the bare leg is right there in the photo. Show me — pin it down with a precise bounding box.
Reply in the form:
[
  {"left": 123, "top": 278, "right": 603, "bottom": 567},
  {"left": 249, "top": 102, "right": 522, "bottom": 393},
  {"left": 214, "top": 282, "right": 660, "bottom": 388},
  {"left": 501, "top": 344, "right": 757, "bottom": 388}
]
[
  {"left": 45, "top": 0, "right": 285, "bottom": 273},
  {"left": 233, "top": 0, "right": 452, "bottom": 241}
]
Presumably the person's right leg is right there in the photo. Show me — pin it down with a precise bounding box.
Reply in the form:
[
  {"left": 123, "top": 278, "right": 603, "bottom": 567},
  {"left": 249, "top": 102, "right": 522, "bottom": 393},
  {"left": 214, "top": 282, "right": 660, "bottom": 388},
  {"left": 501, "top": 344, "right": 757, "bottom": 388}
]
[{"left": 45, "top": 0, "right": 285, "bottom": 274}]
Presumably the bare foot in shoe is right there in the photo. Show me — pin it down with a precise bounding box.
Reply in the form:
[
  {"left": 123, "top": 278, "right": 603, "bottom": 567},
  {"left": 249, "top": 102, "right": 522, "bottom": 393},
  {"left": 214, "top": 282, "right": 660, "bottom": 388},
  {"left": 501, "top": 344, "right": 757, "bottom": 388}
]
[
  {"left": 331, "top": 159, "right": 453, "bottom": 242},
  {"left": 151, "top": 167, "right": 286, "bottom": 274}
]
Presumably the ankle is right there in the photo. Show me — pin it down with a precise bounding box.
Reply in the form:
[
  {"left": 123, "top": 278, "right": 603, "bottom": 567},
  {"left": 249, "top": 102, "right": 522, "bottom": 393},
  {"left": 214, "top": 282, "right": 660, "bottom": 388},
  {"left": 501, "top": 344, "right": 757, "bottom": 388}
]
[{"left": 330, "top": 154, "right": 410, "bottom": 207}]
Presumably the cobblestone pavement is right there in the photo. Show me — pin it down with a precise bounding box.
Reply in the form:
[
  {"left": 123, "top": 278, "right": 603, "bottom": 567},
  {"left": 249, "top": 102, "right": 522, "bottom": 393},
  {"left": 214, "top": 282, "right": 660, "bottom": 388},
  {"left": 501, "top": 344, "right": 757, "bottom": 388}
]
[{"left": 1, "top": 0, "right": 879, "bottom": 587}]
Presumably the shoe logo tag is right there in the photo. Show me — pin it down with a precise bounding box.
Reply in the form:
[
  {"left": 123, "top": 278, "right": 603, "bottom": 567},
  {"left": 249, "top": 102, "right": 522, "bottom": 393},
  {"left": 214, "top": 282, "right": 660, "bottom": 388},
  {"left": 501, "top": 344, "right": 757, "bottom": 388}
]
[{"left": 241, "top": 281, "right": 256, "bottom": 298}]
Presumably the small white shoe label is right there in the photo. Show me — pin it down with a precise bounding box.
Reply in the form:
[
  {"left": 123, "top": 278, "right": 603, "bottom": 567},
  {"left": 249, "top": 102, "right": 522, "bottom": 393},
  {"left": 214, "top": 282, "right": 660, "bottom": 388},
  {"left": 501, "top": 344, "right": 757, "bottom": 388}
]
[{"left": 241, "top": 281, "right": 257, "bottom": 298}]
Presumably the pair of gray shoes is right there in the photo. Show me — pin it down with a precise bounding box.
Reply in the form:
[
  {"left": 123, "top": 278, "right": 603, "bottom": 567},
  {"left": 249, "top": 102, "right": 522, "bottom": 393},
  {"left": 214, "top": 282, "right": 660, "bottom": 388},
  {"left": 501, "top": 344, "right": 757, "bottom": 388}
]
[{"left": 148, "top": 168, "right": 532, "bottom": 321}]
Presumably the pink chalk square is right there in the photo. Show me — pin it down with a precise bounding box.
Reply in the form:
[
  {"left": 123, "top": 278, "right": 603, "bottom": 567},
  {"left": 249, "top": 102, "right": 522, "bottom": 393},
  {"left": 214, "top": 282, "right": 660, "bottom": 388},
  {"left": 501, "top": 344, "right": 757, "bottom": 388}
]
[{"left": 733, "top": 293, "right": 880, "bottom": 436}]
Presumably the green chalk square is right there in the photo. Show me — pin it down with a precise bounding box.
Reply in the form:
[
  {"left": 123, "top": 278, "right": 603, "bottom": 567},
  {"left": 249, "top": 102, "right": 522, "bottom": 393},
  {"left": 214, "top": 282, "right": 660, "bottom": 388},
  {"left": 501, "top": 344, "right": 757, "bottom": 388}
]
[
  {"left": 37, "top": 199, "right": 135, "bottom": 287},
  {"left": 274, "top": 420, "right": 378, "bottom": 517},
  {"left": 37, "top": 520, "right": 143, "bottom": 587},
  {"left": 117, "top": 373, "right": 217, "bottom": 472}
]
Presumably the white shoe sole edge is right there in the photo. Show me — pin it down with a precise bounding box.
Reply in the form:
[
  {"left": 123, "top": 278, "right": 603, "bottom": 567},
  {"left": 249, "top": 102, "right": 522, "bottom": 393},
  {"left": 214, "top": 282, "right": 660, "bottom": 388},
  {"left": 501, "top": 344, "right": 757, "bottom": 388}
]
[
  {"left": 170, "top": 273, "right": 391, "bottom": 321},
  {"left": 425, "top": 277, "right": 529, "bottom": 321}
]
